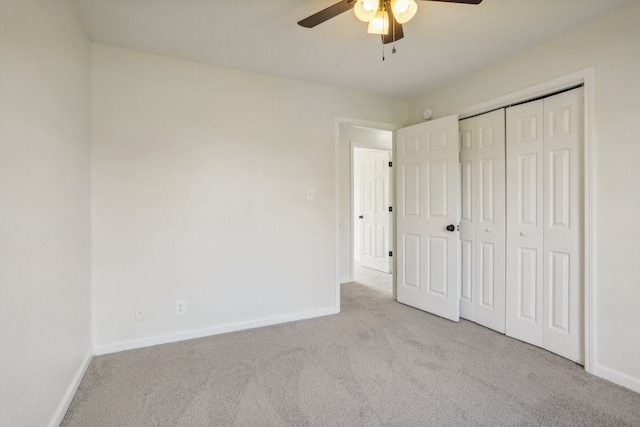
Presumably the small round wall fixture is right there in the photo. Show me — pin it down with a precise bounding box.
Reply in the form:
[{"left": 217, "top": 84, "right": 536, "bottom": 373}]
[{"left": 423, "top": 107, "right": 434, "bottom": 121}]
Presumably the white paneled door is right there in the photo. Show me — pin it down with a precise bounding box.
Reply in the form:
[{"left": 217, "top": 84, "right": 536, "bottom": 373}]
[
  {"left": 397, "top": 115, "right": 460, "bottom": 322},
  {"left": 459, "top": 119, "right": 477, "bottom": 321},
  {"left": 459, "top": 110, "right": 506, "bottom": 333},
  {"left": 505, "top": 99, "right": 545, "bottom": 346},
  {"left": 360, "top": 150, "right": 392, "bottom": 273},
  {"left": 506, "top": 88, "right": 584, "bottom": 364},
  {"left": 542, "top": 88, "right": 583, "bottom": 363}
]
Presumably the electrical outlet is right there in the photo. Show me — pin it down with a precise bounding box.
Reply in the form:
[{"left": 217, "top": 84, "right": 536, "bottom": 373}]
[
  {"left": 175, "top": 300, "right": 186, "bottom": 315},
  {"left": 135, "top": 305, "right": 145, "bottom": 321}
]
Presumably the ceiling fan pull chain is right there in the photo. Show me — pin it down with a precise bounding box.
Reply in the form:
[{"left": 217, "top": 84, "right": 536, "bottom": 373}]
[
  {"left": 382, "top": 39, "right": 385, "bottom": 61},
  {"left": 392, "top": 13, "right": 397, "bottom": 54}
]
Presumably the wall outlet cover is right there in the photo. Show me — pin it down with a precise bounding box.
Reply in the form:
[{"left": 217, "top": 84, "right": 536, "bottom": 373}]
[
  {"left": 176, "top": 300, "right": 186, "bottom": 315},
  {"left": 135, "top": 305, "right": 145, "bottom": 321}
]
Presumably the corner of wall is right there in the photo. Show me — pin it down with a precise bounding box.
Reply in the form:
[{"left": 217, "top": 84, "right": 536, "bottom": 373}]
[{"left": 47, "top": 351, "right": 93, "bottom": 427}]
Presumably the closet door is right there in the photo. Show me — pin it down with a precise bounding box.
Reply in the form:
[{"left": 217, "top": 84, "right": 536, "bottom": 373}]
[
  {"left": 459, "top": 110, "right": 506, "bottom": 333},
  {"left": 475, "top": 111, "right": 506, "bottom": 333},
  {"left": 506, "top": 100, "right": 545, "bottom": 346},
  {"left": 459, "top": 119, "right": 477, "bottom": 321},
  {"left": 542, "top": 88, "right": 583, "bottom": 364},
  {"left": 506, "top": 88, "right": 584, "bottom": 364}
]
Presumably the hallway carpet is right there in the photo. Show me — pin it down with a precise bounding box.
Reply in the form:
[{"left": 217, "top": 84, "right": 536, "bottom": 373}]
[{"left": 353, "top": 264, "right": 392, "bottom": 295}]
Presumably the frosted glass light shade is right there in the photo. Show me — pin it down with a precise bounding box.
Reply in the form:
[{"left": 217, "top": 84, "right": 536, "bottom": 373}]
[
  {"left": 391, "top": 0, "right": 409, "bottom": 15},
  {"left": 391, "top": 0, "right": 417, "bottom": 24},
  {"left": 354, "top": 0, "right": 380, "bottom": 22},
  {"left": 367, "top": 10, "right": 390, "bottom": 35}
]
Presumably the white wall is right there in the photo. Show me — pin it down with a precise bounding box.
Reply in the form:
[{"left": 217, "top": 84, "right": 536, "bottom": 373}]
[
  {"left": 338, "top": 125, "right": 395, "bottom": 282},
  {"left": 91, "top": 45, "right": 407, "bottom": 352},
  {"left": 0, "top": 0, "right": 92, "bottom": 426},
  {"left": 408, "top": 1, "right": 640, "bottom": 392}
]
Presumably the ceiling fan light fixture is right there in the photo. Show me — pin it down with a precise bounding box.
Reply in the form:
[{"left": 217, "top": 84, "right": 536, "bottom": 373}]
[
  {"left": 354, "top": 0, "right": 380, "bottom": 22},
  {"left": 391, "top": 0, "right": 417, "bottom": 24},
  {"left": 367, "top": 9, "right": 390, "bottom": 35},
  {"left": 391, "top": 0, "right": 409, "bottom": 14},
  {"left": 298, "top": 0, "right": 483, "bottom": 53}
]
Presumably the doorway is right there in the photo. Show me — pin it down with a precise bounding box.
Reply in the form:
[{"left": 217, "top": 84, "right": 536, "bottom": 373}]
[{"left": 336, "top": 120, "right": 396, "bottom": 299}]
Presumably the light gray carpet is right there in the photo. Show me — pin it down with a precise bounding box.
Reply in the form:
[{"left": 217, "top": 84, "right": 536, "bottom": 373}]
[
  {"left": 62, "top": 283, "right": 640, "bottom": 426},
  {"left": 353, "top": 264, "right": 392, "bottom": 295}
]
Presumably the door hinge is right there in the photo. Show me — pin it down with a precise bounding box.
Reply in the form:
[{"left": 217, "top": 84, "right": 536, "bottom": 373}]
[
  {"left": 388, "top": 206, "right": 393, "bottom": 212},
  {"left": 389, "top": 251, "right": 393, "bottom": 257},
  {"left": 388, "top": 161, "right": 392, "bottom": 167}
]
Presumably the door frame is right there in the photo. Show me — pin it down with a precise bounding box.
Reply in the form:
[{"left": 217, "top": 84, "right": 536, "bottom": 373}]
[
  {"left": 335, "top": 117, "right": 398, "bottom": 310},
  {"left": 456, "top": 67, "right": 595, "bottom": 374},
  {"left": 351, "top": 144, "right": 392, "bottom": 276}
]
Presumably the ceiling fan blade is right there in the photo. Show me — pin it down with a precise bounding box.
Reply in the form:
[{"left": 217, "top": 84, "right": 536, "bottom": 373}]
[
  {"left": 419, "top": 0, "right": 483, "bottom": 4},
  {"left": 298, "top": 0, "right": 357, "bottom": 28},
  {"left": 382, "top": 17, "right": 404, "bottom": 44}
]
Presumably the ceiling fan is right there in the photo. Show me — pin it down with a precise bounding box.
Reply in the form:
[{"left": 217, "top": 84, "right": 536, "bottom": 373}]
[{"left": 298, "top": 0, "right": 483, "bottom": 45}]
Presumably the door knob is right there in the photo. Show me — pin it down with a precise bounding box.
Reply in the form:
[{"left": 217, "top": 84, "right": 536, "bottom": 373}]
[
  {"left": 520, "top": 231, "right": 526, "bottom": 236},
  {"left": 446, "top": 224, "right": 456, "bottom": 232},
  {"left": 358, "top": 215, "right": 363, "bottom": 219},
  {"left": 485, "top": 228, "right": 492, "bottom": 233}
]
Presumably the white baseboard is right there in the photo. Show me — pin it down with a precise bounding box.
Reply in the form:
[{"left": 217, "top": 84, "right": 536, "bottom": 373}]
[
  {"left": 48, "top": 350, "right": 93, "bottom": 427},
  {"left": 340, "top": 276, "right": 353, "bottom": 284},
  {"left": 94, "top": 306, "right": 338, "bottom": 356},
  {"left": 593, "top": 363, "right": 640, "bottom": 394}
]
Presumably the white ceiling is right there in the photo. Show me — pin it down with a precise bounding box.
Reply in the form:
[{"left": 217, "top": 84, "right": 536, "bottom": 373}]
[{"left": 71, "top": 0, "right": 634, "bottom": 98}]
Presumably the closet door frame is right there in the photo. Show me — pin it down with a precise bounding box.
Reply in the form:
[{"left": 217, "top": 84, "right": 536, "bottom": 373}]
[{"left": 456, "top": 68, "right": 595, "bottom": 374}]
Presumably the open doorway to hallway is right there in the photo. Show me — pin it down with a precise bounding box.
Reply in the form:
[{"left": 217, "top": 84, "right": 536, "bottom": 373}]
[
  {"left": 337, "top": 120, "right": 396, "bottom": 301},
  {"left": 353, "top": 264, "right": 392, "bottom": 295}
]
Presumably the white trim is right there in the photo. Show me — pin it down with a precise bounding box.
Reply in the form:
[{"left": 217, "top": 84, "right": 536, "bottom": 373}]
[
  {"left": 334, "top": 116, "right": 398, "bottom": 132},
  {"left": 391, "top": 131, "right": 397, "bottom": 300},
  {"left": 48, "top": 350, "right": 93, "bottom": 427},
  {"left": 349, "top": 142, "right": 356, "bottom": 282},
  {"left": 340, "top": 276, "right": 354, "bottom": 284},
  {"left": 594, "top": 363, "right": 640, "bottom": 394},
  {"left": 335, "top": 118, "right": 341, "bottom": 313},
  {"left": 458, "top": 68, "right": 591, "bottom": 119},
  {"left": 582, "top": 67, "right": 596, "bottom": 374},
  {"left": 93, "top": 307, "right": 337, "bottom": 356},
  {"left": 334, "top": 116, "right": 399, "bottom": 312},
  {"left": 350, "top": 141, "right": 394, "bottom": 149},
  {"left": 454, "top": 68, "right": 595, "bottom": 374}
]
